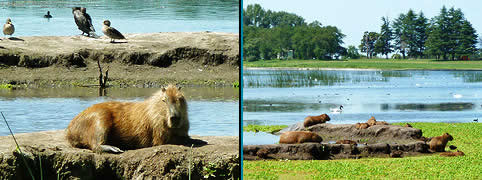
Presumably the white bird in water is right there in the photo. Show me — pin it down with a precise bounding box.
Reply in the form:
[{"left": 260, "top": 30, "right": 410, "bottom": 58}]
[
  {"left": 453, "top": 94, "right": 462, "bottom": 99},
  {"left": 330, "top": 105, "right": 343, "bottom": 113}
]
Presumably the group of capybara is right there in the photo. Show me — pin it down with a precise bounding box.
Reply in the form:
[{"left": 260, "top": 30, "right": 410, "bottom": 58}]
[
  {"left": 278, "top": 114, "right": 464, "bottom": 157},
  {"left": 355, "top": 116, "right": 390, "bottom": 129},
  {"left": 66, "top": 84, "right": 194, "bottom": 153}
]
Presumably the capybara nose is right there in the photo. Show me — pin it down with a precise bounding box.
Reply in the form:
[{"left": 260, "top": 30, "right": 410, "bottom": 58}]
[{"left": 170, "top": 116, "right": 180, "bottom": 123}]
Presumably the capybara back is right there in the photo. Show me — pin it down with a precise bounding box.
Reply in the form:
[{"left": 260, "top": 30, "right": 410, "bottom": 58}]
[
  {"left": 303, "top": 114, "right": 330, "bottom": 127},
  {"left": 279, "top": 131, "right": 323, "bottom": 144}
]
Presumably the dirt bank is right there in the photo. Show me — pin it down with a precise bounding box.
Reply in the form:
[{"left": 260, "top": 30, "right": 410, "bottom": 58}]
[
  {"left": 0, "top": 32, "right": 239, "bottom": 87},
  {"left": 0, "top": 130, "right": 239, "bottom": 179}
]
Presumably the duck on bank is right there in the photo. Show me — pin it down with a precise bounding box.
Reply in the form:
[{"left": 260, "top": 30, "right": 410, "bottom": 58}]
[
  {"left": 102, "top": 20, "right": 126, "bottom": 43},
  {"left": 3, "top": 18, "right": 15, "bottom": 39}
]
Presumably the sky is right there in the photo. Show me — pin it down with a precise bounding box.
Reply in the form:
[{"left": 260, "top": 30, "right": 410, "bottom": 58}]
[{"left": 243, "top": 0, "right": 482, "bottom": 48}]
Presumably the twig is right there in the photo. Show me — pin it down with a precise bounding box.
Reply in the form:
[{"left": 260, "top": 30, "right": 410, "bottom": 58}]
[
  {"left": 1, "top": 112, "right": 35, "bottom": 180},
  {"left": 97, "top": 59, "right": 104, "bottom": 88}
]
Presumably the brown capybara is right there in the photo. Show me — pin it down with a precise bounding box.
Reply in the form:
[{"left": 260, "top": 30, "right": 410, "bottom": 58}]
[
  {"left": 366, "top": 116, "right": 377, "bottom": 126},
  {"left": 390, "top": 150, "right": 403, "bottom": 158},
  {"left": 256, "top": 148, "right": 269, "bottom": 159},
  {"left": 440, "top": 150, "right": 465, "bottom": 157},
  {"left": 336, "top": 140, "right": 357, "bottom": 145},
  {"left": 303, "top": 114, "right": 330, "bottom": 127},
  {"left": 355, "top": 123, "right": 369, "bottom": 129},
  {"left": 375, "top": 121, "right": 390, "bottom": 125},
  {"left": 404, "top": 123, "right": 413, "bottom": 128},
  {"left": 279, "top": 131, "right": 323, "bottom": 144},
  {"left": 429, "top": 133, "right": 454, "bottom": 152},
  {"left": 66, "top": 85, "right": 190, "bottom": 153}
]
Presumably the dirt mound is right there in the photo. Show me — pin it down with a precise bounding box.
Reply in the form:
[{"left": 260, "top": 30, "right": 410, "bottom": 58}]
[
  {"left": 277, "top": 123, "right": 422, "bottom": 144},
  {"left": 244, "top": 141, "right": 429, "bottom": 160},
  {"left": 0, "top": 130, "right": 239, "bottom": 179},
  {"left": 0, "top": 32, "right": 239, "bottom": 68}
]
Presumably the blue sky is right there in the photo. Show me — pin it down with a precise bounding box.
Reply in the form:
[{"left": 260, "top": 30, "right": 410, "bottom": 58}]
[{"left": 243, "top": 0, "right": 482, "bottom": 48}]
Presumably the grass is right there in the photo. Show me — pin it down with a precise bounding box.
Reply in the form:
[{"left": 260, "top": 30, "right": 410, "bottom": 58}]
[
  {"left": 244, "top": 58, "right": 482, "bottom": 70},
  {"left": 244, "top": 124, "right": 288, "bottom": 134},
  {"left": 243, "top": 122, "right": 482, "bottom": 179}
]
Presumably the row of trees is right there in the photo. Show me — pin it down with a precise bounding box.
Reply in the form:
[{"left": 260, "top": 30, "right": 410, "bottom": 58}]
[
  {"left": 360, "top": 6, "right": 478, "bottom": 60},
  {"left": 243, "top": 4, "right": 346, "bottom": 61}
]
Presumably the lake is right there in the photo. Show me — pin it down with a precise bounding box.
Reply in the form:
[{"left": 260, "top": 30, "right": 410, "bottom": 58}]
[
  {"left": 243, "top": 69, "right": 482, "bottom": 145},
  {"left": 0, "top": 0, "right": 239, "bottom": 36},
  {"left": 0, "top": 87, "right": 239, "bottom": 136}
]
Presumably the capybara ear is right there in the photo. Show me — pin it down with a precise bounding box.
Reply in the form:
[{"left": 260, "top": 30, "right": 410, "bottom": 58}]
[
  {"left": 161, "top": 87, "right": 166, "bottom": 92},
  {"left": 178, "top": 86, "right": 182, "bottom": 90}
]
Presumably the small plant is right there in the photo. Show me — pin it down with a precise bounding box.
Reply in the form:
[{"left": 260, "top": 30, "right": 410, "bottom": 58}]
[
  {"left": 202, "top": 162, "right": 217, "bottom": 178},
  {"left": 0, "top": 83, "right": 13, "bottom": 89},
  {"left": 231, "top": 81, "right": 239, "bottom": 88}
]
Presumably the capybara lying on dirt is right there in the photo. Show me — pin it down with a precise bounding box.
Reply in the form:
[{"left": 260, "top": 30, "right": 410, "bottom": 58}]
[
  {"left": 355, "top": 123, "right": 369, "bottom": 129},
  {"left": 440, "top": 150, "right": 465, "bottom": 157},
  {"left": 390, "top": 150, "right": 403, "bottom": 158},
  {"left": 279, "top": 131, "right": 323, "bottom": 144},
  {"left": 304, "top": 114, "right": 330, "bottom": 127},
  {"left": 429, "top": 133, "right": 454, "bottom": 152},
  {"left": 66, "top": 85, "right": 191, "bottom": 153},
  {"left": 366, "top": 116, "right": 377, "bottom": 126},
  {"left": 375, "top": 121, "right": 390, "bottom": 125},
  {"left": 336, "top": 140, "right": 357, "bottom": 145}
]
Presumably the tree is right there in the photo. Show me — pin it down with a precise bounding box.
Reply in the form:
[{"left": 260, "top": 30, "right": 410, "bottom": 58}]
[
  {"left": 346, "top": 45, "right": 360, "bottom": 59},
  {"left": 374, "top": 17, "right": 393, "bottom": 59},
  {"left": 359, "top": 31, "right": 379, "bottom": 58},
  {"left": 414, "top": 12, "right": 429, "bottom": 58},
  {"left": 457, "top": 20, "right": 478, "bottom": 56}
]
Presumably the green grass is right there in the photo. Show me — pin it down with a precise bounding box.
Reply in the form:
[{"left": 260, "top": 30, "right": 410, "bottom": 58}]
[
  {"left": 244, "top": 124, "right": 288, "bottom": 134},
  {"left": 244, "top": 59, "right": 482, "bottom": 70},
  {"left": 243, "top": 122, "right": 482, "bottom": 179}
]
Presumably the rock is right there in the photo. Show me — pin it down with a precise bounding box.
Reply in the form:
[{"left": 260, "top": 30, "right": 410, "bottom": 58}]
[{"left": 0, "top": 130, "right": 239, "bottom": 179}]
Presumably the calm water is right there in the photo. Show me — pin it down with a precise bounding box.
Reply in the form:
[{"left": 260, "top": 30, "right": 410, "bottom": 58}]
[
  {"left": 0, "top": 0, "right": 239, "bottom": 36},
  {"left": 243, "top": 69, "right": 482, "bottom": 144},
  {"left": 0, "top": 87, "right": 239, "bottom": 136}
]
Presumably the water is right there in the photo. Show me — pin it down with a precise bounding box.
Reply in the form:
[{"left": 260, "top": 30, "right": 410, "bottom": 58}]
[
  {"left": 0, "top": 87, "right": 239, "bottom": 136},
  {"left": 0, "top": 0, "right": 239, "bottom": 37},
  {"left": 243, "top": 69, "right": 482, "bottom": 145}
]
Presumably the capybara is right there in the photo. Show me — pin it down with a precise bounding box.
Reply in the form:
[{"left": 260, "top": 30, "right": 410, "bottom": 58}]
[
  {"left": 66, "top": 85, "right": 190, "bottom": 153},
  {"left": 279, "top": 131, "right": 323, "bottom": 144},
  {"left": 429, "top": 133, "right": 454, "bottom": 152},
  {"left": 440, "top": 150, "right": 465, "bottom": 157},
  {"left": 390, "top": 150, "right": 403, "bottom": 158},
  {"left": 375, "top": 121, "right": 390, "bottom": 125},
  {"left": 355, "top": 123, "right": 369, "bottom": 129},
  {"left": 404, "top": 123, "right": 413, "bottom": 128},
  {"left": 336, "top": 139, "right": 357, "bottom": 145},
  {"left": 366, "top": 116, "right": 377, "bottom": 126},
  {"left": 256, "top": 148, "right": 269, "bottom": 159},
  {"left": 303, "top": 113, "right": 330, "bottom": 127}
]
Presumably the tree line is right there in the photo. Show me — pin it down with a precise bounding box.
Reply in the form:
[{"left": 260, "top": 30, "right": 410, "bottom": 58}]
[
  {"left": 360, "top": 6, "right": 478, "bottom": 60},
  {"left": 243, "top": 4, "right": 346, "bottom": 61}
]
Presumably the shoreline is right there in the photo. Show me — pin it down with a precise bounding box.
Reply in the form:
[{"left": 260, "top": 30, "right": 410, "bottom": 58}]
[
  {"left": 0, "top": 32, "right": 239, "bottom": 87},
  {"left": 244, "top": 67, "right": 482, "bottom": 71}
]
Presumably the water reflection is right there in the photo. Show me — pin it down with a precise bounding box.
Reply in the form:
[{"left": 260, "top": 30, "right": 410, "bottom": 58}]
[{"left": 382, "top": 103, "right": 474, "bottom": 111}]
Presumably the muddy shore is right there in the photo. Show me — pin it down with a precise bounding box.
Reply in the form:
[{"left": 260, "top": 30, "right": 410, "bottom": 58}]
[
  {"left": 0, "top": 130, "right": 239, "bottom": 179},
  {"left": 0, "top": 32, "right": 239, "bottom": 87}
]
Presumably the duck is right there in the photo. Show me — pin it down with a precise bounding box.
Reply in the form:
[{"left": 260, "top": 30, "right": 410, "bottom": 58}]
[
  {"left": 72, "top": 7, "right": 95, "bottom": 37},
  {"left": 44, "top": 11, "right": 52, "bottom": 18},
  {"left": 330, "top": 105, "right": 343, "bottom": 113},
  {"left": 3, "top": 18, "right": 14, "bottom": 39},
  {"left": 102, "top": 20, "right": 126, "bottom": 43}
]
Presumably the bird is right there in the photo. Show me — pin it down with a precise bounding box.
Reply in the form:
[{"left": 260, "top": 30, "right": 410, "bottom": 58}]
[
  {"left": 102, "top": 20, "right": 126, "bottom": 43},
  {"left": 44, "top": 11, "right": 52, "bottom": 18},
  {"left": 3, "top": 18, "right": 14, "bottom": 39},
  {"left": 474, "top": 118, "right": 478, "bottom": 122},
  {"left": 72, "top": 7, "right": 95, "bottom": 37},
  {"left": 449, "top": 145, "right": 457, "bottom": 150},
  {"left": 453, "top": 94, "right": 462, "bottom": 99},
  {"left": 330, "top": 105, "right": 343, "bottom": 113}
]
